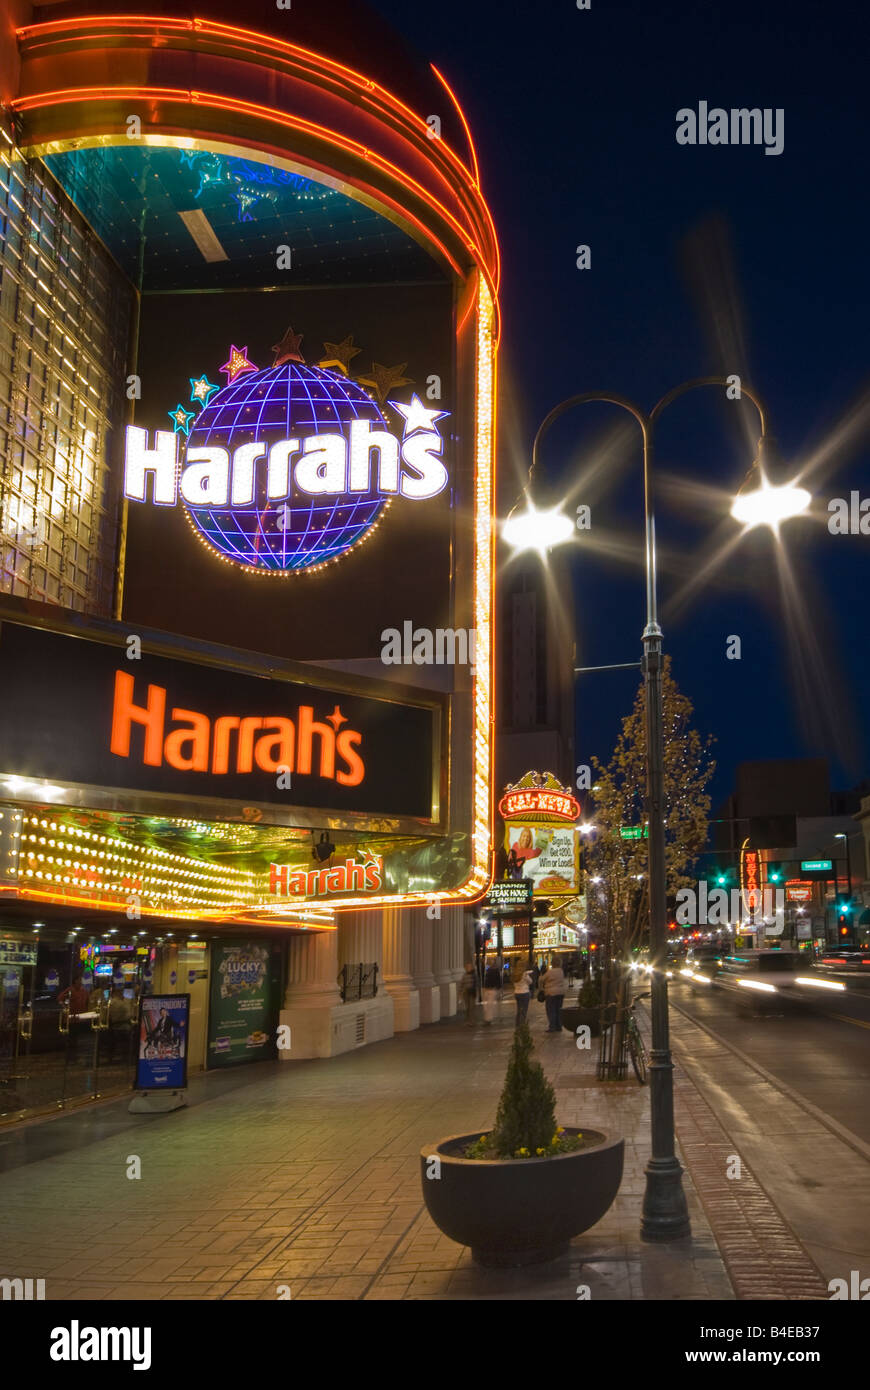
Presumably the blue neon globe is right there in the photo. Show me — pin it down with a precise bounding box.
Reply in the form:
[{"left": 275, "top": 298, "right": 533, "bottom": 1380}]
[{"left": 183, "top": 362, "right": 389, "bottom": 572}]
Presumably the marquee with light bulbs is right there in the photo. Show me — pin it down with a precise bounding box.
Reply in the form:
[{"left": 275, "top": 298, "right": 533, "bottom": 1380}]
[{"left": 7, "top": 3, "right": 500, "bottom": 920}]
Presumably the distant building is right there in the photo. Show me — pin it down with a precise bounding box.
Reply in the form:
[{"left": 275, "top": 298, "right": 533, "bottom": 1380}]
[
  {"left": 496, "top": 551, "right": 576, "bottom": 791},
  {"left": 715, "top": 758, "right": 868, "bottom": 946}
]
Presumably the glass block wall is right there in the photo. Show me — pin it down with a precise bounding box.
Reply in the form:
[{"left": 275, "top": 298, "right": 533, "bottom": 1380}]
[{"left": 0, "top": 126, "right": 134, "bottom": 616}]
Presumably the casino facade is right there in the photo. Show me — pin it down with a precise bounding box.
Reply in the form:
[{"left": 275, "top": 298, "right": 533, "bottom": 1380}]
[{"left": 0, "top": 0, "right": 498, "bottom": 1117}]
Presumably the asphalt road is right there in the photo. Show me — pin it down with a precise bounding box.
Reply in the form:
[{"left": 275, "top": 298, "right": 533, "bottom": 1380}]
[{"left": 667, "top": 971, "right": 870, "bottom": 1144}]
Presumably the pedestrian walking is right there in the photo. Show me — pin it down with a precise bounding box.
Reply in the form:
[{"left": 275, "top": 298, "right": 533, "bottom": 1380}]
[
  {"left": 540, "top": 955, "right": 567, "bottom": 1032},
  {"left": 482, "top": 960, "right": 501, "bottom": 1024},
  {"left": 460, "top": 962, "right": 478, "bottom": 1024},
  {"left": 513, "top": 964, "right": 533, "bottom": 1026}
]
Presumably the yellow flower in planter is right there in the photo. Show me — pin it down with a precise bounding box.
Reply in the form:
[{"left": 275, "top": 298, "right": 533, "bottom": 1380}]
[
  {"left": 557, "top": 1127, "right": 565, "bottom": 1135},
  {"left": 536, "top": 1147, "right": 546, "bottom": 1155},
  {"left": 517, "top": 1147, "right": 530, "bottom": 1157}
]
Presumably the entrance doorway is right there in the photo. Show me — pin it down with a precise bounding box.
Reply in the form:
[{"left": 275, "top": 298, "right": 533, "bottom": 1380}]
[{"left": 0, "top": 927, "right": 140, "bottom": 1122}]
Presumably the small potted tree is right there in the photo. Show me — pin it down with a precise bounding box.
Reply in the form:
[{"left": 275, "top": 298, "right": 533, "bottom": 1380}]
[
  {"left": 561, "top": 971, "right": 604, "bottom": 1037},
  {"left": 420, "top": 1023, "right": 624, "bottom": 1266}
]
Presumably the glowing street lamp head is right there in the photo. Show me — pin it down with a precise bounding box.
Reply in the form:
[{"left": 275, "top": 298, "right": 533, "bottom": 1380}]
[
  {"left": 731, "top": 437, "right": 810, "bottom": 530},
  {"left": 502, "top": 499, "right": 574, "bottom": 555}
]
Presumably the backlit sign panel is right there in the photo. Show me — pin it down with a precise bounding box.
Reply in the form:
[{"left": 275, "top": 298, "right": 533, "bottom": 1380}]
[
  {"left": 487, "top": 880, "right": 534, "bottom": 908},
  {"left": 0, "top": 622, "right": 438, "bottom": 822}
]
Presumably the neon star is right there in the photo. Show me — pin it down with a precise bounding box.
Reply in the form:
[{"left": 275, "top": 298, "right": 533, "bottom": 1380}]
[
  {"left": 189, "top": 375, "right": 220, "bottom": 408},
  {"left": 389, "top": 393, "right": 449, "bottom": 437},
  {"left": 271, "top": 326, "right": 305, "bottom": 366},
  {"left": 326, "top": 705, "right": 348, "bottom": 731},
  {"left": 319, "top": 335, "right": 362, "bottom": 374},
  {"left": 356, "top": 362, "right": 413, "bottom": 402},
  {"left": 168, "top": 403, "right": 196, "bottom": 436},
  {"left": 220, "top": 345, "right": 257, "bottom": 384}
]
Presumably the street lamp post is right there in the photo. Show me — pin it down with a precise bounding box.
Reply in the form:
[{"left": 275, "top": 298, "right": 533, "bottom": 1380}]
[
  {"left": 505, "top": 376, "right": 810, "bottom": 1243},
  {"left": 835, "top": 832, "right": 854, "bottom": 899}
]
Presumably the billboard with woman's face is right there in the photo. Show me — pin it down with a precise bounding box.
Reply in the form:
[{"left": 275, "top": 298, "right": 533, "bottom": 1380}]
[
  {"left": 505, "top": 823, "right": 579, "bottom": 898},
  {"left": 501, "top": 773, "right": 580, "bottom": 899}
]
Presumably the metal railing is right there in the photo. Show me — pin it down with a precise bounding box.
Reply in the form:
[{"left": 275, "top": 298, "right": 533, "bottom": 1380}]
[{"left": 338, "top": 963, "right": 379, "bottom": 1003}]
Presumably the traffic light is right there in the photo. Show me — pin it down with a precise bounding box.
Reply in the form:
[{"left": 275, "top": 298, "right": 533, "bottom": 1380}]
[{"left": 767, "top": 862, "right": 784, "bottom": 884}]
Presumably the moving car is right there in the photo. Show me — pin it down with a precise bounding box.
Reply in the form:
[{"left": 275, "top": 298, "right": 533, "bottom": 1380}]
[
  {"left": 715, "top": 948, "right": 844, "bottom": 1013},
  {"left": 678, "top": 943, "right": 724, "bottom": 989}
]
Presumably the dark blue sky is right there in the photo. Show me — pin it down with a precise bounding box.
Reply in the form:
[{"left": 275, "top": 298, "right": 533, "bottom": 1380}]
[{"left": 374, "top": 0, "right": 869, "bottom": 807}]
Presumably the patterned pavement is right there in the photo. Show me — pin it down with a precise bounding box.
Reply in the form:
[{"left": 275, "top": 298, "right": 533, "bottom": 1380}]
[{"left": 0, "top": 991, "right": 828, "bottom": 1300}]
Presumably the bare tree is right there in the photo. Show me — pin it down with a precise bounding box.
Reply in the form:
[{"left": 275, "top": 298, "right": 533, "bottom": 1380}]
[{"left": 586, "top": 657, "right": 715, "bottom": 1062}]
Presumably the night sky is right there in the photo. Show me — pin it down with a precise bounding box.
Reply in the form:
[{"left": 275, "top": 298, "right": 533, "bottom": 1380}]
[{"left": 374, "top": 0, "right": 869, "bottom": 808}]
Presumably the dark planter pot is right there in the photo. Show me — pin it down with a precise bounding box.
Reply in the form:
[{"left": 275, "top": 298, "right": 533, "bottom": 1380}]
[
  {"left": 420, "top": 1128, "right": 624, "bottom": 1267},
  {"left": 561, "top": 1005, "right": 603, "bottom": 1038}
]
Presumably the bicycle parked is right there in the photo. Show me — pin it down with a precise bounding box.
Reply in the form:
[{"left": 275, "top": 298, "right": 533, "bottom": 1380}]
[{"left": 601, "top": 989, "right": 649, "bottom": 1084}]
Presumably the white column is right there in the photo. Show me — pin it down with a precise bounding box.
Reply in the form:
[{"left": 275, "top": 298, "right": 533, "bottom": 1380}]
[
  {"left": 279, "top": 928, "right": 342, "bottom": 1059},
  {"left": 448, "top": 905, "right": 469, "bottom": 987},
  {"left": 410, "top": 910, "right": 441, "bottom": 1024},
  {"left": 334, "top": 907, "right": 395, "bottom": 1044},
  {"left": 382, "top": 906, "right": 419, "bottom": 1032},
  {"left": 337, "top": 908, "right": 380, "bottom": 977},
  {"left": 432, "top": 906, "right": 456, "bottom": 1016}
]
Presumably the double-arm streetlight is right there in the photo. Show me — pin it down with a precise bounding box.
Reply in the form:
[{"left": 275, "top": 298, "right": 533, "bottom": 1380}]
[{"left": 503, "top": 376, "right": 810, "bottom": 1242}]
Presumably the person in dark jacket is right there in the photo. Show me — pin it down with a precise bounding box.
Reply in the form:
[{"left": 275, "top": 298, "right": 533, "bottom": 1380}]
[{"left": 460, "top": 962, "right": 478, "bottom": 1023}]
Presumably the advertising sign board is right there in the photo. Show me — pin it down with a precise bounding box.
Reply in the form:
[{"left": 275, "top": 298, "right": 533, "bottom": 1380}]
[{"left": 135, "top": 994, "right": 190, "bottom": 1091}]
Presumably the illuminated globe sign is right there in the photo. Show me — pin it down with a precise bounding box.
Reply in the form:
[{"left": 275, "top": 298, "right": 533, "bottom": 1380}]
[
  {"left": 123, "top": 344, "right": 449, "bottom": 574},
  {"left": 183, "top": 364, "right": 389, "bottom": 572}
]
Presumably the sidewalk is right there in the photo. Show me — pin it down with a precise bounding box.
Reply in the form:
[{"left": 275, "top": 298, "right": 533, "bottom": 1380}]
[{"left": 0, "top": 992, "right": 813, "bottom": 1301}]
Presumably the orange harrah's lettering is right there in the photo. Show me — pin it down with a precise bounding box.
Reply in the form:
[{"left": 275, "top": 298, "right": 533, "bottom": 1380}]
[
  {"left": 270, "top": 855, "right": 384, "bottom": 898},
  {"left": 109, "top": 671, "right": 365, "bottom": 784}
]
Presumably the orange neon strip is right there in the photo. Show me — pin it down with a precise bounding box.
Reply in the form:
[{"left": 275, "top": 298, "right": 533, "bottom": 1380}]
[
  {"left": 431, "top": 64, "right": 480, "bottom": 188},
  {"left": 431, "top": 63, "right": 501, "bottom": 299},
  {"left": 12, "top": 85, "right": 499, "bottom": 292},
  {"left": 15, "top": 14, "right": 498, "bottom": 284},
  {"left": 13, "top": 885, "right": 340, "bottom": 928}
]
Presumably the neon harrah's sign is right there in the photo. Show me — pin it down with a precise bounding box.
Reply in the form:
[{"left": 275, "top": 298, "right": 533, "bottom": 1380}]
[
  {"left": 124, "top": 400, "right": 448, "bottom": 505},
  {"left": 122, "top": 349, "right": 450, "bottom": 574},
  {"left": 269, "top": 851, "right": 384, "bottom": 898}
]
